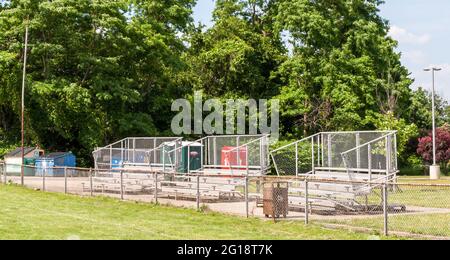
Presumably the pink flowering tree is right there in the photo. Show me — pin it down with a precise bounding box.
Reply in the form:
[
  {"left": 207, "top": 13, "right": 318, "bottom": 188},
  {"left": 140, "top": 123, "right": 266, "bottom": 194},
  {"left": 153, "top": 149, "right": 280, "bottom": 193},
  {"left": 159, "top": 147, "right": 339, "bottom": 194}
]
[{"left": 417, "top": 125, "right": 450, "bottom": 170}]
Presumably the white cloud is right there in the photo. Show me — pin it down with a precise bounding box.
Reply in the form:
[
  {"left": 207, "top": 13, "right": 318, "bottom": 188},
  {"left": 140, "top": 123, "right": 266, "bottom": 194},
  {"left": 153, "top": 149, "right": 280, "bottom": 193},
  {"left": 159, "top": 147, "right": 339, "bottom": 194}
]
[
  {"left": 403, "top": 50, "right": 428, "bottom": 65},
  {"left": 388, "top": 25, "right": 431, "bottom": 45}
]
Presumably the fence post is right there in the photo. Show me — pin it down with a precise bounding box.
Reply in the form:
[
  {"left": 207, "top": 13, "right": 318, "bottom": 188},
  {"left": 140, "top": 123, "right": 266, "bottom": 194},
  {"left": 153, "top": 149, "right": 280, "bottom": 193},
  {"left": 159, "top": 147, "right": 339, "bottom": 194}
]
[
  {"left": 0, "top": 163, "right": 3, "bottom": 184},
  {"left": 245, "top": 176, "right": 249, "bottom": 218},
  {"left": 42, "top": 167, "right": 46, "bottom": 191},
  {"left": 89, "top": 168, "right": 93, "bottom": 196},
  {"left": 64, "top": 167, "right": 68, "bottom": 194},
  {"left": 383, "top": 183, "right": 389, "bottom": 236},
  {"left": 295, "top": 142, "right": 299, "bottom": 177},
  {"left": 21, "top": 164, "right": 24, "bottom": 186},
  {"left": 305, "top": 179, "right": 309, "bottom": 225},
  {"left": 120, "top": 170, "right": 124, "bottom": 200},
  {"left": 154, "top": 172, "right": 158, "bottom": 204},
  {"left": 4, "top": 165, "right": 7, "bottom": 184},
  {"left": 196, "top": 175, "right": 200, "bottom": 211}
]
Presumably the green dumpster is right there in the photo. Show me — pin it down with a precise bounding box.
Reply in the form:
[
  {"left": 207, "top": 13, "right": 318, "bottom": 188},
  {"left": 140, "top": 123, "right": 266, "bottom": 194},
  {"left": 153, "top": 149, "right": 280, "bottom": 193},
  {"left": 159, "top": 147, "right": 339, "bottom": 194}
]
[
  {"left": 24, "top": 158, "right": 36, "bottom": 176},
  {"left": 160, "top": 142, "right": 202, "bottom": 173}
]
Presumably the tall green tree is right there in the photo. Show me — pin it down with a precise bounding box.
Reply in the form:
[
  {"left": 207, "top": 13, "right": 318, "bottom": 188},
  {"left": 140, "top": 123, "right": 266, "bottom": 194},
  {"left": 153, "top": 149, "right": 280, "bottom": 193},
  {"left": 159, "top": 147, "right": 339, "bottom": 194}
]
[
  {"left": 275, "top": 0, "right": 413, "bottom": 137},
  {"left": 408, "top": 87, "right": 448, "bottom": 130},
  {"left": 186, "top": 0, "right": 285, "bottom": 100},
  {"left": 0, "top": 0, "right": 194, "bottom": 164}
]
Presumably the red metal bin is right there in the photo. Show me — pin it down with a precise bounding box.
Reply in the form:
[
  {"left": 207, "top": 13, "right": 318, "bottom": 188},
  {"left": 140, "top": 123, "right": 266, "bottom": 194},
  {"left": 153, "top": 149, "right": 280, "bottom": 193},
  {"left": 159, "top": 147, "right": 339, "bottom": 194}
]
[{"left": 221, "top": 146, "right": 247, "bottom": 170}]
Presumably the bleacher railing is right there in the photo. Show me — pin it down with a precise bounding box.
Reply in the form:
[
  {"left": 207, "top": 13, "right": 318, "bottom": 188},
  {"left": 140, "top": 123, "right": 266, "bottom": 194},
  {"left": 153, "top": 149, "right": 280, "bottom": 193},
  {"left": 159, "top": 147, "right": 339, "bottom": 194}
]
[
  {"left": 92, "top": 137, "right": 183, "bottom": 170},
  {"left": 270, "top": 131, "right": 397, "bottom": 178}
]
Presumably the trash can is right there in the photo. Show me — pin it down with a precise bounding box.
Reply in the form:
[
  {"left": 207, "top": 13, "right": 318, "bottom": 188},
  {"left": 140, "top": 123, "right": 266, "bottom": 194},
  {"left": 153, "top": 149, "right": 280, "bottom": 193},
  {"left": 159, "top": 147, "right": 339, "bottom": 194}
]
[{"left": 263, "top": 182, "right": 289, "bottom": 219}]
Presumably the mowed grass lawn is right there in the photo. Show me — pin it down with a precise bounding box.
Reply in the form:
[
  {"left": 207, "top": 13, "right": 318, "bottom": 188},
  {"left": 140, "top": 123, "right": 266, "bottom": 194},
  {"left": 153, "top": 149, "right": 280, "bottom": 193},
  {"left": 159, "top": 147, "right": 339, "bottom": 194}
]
[
  {"left": 0, "top": 185, "right": 381, "bottom": 240},
  {"left": 398, "top": 176, "right": 450, "bottom": 185},
  {"left": 327, "top": 214, "right": 450, "bottom": 238}
]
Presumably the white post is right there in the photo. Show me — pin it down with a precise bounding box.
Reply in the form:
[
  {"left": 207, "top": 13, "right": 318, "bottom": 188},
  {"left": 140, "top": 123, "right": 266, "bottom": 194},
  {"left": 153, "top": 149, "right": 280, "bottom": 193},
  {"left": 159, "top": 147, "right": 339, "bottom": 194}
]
[{"left": 426, "top": 67, "right": 442, "bottom": 180}]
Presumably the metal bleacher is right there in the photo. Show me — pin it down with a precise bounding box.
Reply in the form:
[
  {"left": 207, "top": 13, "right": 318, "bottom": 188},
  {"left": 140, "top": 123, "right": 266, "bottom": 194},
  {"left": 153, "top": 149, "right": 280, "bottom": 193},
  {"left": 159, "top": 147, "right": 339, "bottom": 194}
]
[{"left": 270, "top": 131, "right": 399, "bottom": 212}]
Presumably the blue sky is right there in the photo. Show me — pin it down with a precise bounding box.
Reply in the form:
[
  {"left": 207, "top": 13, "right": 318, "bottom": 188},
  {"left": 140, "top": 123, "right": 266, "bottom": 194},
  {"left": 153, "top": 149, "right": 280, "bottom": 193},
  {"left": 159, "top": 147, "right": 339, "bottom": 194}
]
[{"left": 193, "top": 0, "right": 450, "bottom": 101}]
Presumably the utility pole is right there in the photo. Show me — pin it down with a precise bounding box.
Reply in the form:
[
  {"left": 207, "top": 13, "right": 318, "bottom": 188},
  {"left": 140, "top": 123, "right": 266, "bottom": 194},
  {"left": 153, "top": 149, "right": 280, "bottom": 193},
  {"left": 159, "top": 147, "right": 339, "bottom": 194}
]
[
  {"left": 21, "top": 23, "right": 29, "bottom": 186},
  {"left": 424, "top": 67, "right": 442, "bottom": 180}
]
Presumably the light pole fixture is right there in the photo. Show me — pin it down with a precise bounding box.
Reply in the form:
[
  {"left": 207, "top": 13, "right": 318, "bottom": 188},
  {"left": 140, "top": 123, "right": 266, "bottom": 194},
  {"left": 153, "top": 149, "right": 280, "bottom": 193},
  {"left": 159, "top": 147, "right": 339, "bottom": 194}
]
[{"left": 423, "top": 67, "right": 442, "bottom": 180}]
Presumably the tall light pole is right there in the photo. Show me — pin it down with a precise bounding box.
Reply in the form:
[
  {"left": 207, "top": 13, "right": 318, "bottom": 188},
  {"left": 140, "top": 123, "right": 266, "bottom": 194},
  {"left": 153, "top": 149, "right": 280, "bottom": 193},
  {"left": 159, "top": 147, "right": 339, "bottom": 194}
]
[
  {"left": 21, "top": 23, "right": 29, "bottom": 186},
  {"left": 424, "top": 67, "right": 442, "bottom": 180}
]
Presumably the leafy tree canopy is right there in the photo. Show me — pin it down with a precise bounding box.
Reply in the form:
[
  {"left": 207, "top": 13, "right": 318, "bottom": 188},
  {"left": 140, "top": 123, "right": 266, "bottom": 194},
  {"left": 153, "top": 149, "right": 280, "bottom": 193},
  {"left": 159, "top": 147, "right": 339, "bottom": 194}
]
[
  {"left": 275, "top": 0, "right": 413, "bottom": 136},
  {"left": 0, "top": 0, "right": 194, "bottom": 164}
]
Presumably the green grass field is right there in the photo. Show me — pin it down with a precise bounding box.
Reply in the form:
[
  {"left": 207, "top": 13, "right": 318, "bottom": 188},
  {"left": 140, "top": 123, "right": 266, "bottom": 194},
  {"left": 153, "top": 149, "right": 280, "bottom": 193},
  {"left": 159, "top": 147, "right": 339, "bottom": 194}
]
[
  {"left": 398, "top": 176, "right": 450, "bottom": 185},
  {"left": 325, "top": 214, "right": 450, "bottom": 238},
  {"left": 0, "top": 184, "right": 385, "bottom": 240}
]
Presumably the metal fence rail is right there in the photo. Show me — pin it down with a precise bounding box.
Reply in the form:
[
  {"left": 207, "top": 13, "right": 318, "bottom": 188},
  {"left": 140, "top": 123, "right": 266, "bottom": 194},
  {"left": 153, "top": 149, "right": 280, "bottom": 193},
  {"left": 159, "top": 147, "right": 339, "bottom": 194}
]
[{"left": 1, "top": 163, "right": 448, "bottom": 239}]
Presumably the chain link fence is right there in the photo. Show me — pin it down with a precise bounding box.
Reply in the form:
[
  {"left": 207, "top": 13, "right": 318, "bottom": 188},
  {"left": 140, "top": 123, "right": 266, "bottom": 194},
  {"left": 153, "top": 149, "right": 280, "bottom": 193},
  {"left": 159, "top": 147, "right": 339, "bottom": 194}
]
[{"left": 1, "top": 163, "right": 449, "bottom": 239}]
